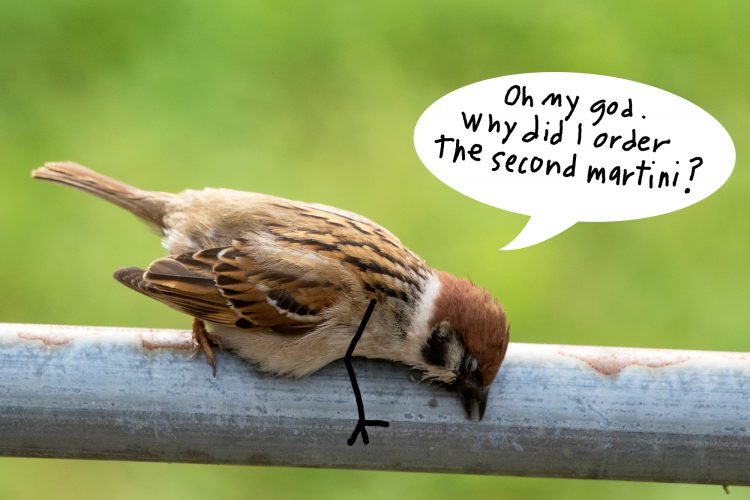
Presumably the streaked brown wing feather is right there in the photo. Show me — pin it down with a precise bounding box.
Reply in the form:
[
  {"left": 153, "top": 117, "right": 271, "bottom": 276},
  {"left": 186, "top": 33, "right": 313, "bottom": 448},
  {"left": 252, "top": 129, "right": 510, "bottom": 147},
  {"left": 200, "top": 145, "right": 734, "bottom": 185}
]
[
  {"left": 114, "top": 265, "right": 238, "bottom": 327},
  {"left": 201, "top": 241, "right": 345, "bottom": 324},
  {"left": 114, "top": 195, "right": 430, "bottom": 329},
  {"left": 115, "top": 238, "right": 349, "bottom": 331},
  {"left": 248, "top": 200, "right": 431, "bottom": 304}
]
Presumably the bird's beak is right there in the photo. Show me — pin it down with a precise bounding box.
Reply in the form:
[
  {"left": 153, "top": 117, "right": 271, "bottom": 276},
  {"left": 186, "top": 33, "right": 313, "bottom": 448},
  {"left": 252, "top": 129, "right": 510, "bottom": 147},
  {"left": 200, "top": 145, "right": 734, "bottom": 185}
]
[{"left": 457, "top": 382, "right": 490, "bottom": 421}]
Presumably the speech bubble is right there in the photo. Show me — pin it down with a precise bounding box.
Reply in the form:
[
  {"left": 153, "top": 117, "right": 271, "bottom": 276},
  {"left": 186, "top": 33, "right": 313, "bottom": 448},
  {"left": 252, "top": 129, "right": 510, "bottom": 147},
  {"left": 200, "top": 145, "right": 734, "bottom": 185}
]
[{"left": 413, "top": 73, "right": 735, "bottom": 250}]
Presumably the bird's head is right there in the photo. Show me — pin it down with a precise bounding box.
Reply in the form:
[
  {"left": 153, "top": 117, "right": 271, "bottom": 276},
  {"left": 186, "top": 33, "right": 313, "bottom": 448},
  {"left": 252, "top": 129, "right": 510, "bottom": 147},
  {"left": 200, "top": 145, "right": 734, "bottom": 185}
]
[{"left": 416, "top": 271, "right": 510, "bottom": 420}]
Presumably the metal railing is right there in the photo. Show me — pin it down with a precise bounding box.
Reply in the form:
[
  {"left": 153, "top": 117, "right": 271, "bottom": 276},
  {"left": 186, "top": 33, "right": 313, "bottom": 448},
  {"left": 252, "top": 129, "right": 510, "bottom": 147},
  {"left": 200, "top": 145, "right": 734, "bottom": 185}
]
[{"left": 0, "top": 323, "right": 748, "bottom": 485}]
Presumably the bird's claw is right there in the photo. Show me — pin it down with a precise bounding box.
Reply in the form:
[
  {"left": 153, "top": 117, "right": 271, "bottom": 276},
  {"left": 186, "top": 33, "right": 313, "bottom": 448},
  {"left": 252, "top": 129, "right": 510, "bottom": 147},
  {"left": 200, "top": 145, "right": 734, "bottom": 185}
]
[{"left": 191, "top": 318, "right": 217, "bottom": 377}]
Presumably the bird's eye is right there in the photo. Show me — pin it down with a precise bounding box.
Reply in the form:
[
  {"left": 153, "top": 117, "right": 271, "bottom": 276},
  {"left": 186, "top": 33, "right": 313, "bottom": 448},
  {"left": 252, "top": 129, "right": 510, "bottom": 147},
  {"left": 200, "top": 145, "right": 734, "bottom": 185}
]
[{"left": 464, "top": 355, "right": 478, "bottom": 373}]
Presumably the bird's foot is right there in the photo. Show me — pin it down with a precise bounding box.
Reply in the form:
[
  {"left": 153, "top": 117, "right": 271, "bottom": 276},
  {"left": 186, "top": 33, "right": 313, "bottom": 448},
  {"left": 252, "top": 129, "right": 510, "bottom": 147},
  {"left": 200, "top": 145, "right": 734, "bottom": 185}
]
[
  {"left": 347, "top": 418, "right": 390, "bottom": 446},
  {"left": 190, "top": 318, "right": 217, "bottom": 377}
]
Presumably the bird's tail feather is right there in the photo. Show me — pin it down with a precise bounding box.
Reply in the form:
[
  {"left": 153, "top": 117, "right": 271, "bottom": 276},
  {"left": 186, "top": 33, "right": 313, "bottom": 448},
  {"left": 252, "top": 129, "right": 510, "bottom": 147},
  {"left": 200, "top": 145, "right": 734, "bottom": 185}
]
[{"left": 32, "top": 161, "right": 174, "bottom": 230}]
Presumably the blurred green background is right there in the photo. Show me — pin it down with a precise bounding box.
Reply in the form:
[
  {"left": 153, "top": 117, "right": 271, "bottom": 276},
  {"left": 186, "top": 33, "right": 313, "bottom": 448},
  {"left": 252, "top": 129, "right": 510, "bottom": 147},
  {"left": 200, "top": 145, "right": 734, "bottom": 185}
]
[{"left": 1, "top": 0, "right": 748, "bottom": 498}]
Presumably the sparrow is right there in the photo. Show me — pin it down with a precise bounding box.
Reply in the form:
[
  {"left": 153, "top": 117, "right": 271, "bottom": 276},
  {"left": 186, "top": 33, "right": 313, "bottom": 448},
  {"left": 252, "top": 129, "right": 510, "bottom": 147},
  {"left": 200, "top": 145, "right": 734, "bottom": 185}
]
[{"left": 32, "top": 162, "right": 510, "bottom": 420}]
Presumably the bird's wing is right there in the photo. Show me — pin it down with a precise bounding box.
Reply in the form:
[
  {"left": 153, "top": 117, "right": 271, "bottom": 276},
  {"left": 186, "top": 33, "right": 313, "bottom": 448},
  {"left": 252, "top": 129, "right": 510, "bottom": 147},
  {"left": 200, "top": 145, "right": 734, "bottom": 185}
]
[
  {"left": 115, "top": 195, "right": 433, "bottom": 330},
  {"left": 115, "top": 238, "right": 353, "bottom": 333},
  {"left": 234, "top": 198, "right": 433, "bottom": 303}
]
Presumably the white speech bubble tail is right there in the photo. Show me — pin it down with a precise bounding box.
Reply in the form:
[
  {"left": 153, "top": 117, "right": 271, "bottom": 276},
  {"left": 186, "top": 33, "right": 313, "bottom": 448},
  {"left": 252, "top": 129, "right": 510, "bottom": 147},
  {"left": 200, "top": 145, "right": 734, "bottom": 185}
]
[{"left": 501, "top": 217, "right": 576, "bottom": 251}]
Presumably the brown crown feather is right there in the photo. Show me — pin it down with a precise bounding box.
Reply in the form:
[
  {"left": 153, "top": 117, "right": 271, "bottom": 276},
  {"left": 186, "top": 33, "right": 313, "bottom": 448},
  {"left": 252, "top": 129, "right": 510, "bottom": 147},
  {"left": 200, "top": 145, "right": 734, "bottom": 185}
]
[{"left": 431, "top": 271, "right": 510, "bottom": 386}]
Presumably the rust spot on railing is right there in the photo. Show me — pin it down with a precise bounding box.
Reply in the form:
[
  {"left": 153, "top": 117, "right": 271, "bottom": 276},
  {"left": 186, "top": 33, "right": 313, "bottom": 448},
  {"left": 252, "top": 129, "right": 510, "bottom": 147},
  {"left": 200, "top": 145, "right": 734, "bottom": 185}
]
[
  {"left": 559, "top": 346, "right": 688, "bottom": 376},
  {"left": 17, "top": 331, "right": 74, "bottom": 347},
  {"left": 139, "top": 330, "right": 193, "bottom": 351}
]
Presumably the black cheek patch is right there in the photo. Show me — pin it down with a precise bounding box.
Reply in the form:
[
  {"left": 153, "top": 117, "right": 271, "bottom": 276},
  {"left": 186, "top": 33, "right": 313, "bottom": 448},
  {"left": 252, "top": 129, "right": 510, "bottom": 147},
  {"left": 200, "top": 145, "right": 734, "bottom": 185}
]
[{"left": 422, "top": 329, "right": 449, "bottom": 367}]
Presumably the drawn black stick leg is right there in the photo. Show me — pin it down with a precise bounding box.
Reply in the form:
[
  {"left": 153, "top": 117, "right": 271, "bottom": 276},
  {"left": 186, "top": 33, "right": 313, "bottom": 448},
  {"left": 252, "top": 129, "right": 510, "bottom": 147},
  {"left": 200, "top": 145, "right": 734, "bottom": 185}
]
[{"left": 345, "top": 298, "right": 390, "bottom": 446}]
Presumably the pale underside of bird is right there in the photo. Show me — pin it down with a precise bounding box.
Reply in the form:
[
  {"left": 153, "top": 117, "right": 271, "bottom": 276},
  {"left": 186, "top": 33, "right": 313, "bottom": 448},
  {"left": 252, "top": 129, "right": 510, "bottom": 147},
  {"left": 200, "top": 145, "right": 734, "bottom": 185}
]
[{"left": 32, "top": 162, "right": 509, "bottom": 421}]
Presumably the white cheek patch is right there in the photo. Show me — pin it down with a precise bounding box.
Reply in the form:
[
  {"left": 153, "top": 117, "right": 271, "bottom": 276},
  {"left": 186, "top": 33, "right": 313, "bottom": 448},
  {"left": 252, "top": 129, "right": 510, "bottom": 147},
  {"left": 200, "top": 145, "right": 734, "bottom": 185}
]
[
  {"left": 410, "top": 273, "right": 440, "bottom": 336},
  {"left": 420, "top": 366, "right": 457, "bottom": 385},
  {"left": 444, "top": 338, "right": 464, "bottom": 373}
]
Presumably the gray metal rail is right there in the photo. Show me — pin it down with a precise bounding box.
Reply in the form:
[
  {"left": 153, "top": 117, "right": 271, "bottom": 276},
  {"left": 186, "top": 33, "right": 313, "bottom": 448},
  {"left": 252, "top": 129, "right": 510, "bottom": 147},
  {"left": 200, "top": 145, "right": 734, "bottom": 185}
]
[{"left": 0, "top": 323, "right": 748, "bottom": 484}]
